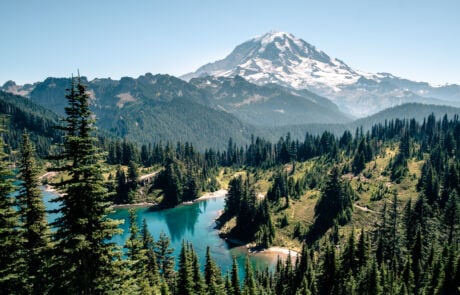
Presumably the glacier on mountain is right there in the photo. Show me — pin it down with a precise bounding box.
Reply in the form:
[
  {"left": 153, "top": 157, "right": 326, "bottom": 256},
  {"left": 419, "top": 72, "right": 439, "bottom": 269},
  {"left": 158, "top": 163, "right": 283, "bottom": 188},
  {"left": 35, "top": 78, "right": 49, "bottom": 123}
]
[{"left": 182, "top": 31, "right": 460, "bottom": 117}]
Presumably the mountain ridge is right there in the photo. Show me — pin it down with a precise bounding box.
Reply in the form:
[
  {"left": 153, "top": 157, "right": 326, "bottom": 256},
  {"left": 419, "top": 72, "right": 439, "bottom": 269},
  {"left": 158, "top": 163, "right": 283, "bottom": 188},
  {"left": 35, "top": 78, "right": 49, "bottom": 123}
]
[
  {"left": 1, "top": 74, "right": 258, "bottom": 150},
  {"left": 182, "top": 31, "right": 460, "bottom": 117},
  {"left": 189, "top": 75, "right": 352, "bottom": 126},
  {"left": 1, "top": 73, "right": 353, "bottom": 147},
  {"left": 2, "top": 83, "right": 459, "bottom": 152}
]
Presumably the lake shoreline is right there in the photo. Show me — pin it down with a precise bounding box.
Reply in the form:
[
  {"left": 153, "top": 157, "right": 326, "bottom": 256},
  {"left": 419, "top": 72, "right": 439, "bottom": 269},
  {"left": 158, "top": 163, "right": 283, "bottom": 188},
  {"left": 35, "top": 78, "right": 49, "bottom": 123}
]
[
  {"left": 248, "top": 246, "right": 299, "bottom": 258},
  {"left": 223, "top": 231, "right": 299, "bottom": 260},
  {"left": 111, "top": 189, "right": 228, "bottom": 209},
  {"left": 238, "top": 244, "right": 300, "bottom": 261},
  {"left": 111, "top": 202, "right": 156, "bottom": 209},
  {"left": 42, "top": 184, "right": 282, "bottom": 273},
  {"left": 189, "top": 189, "right": 228, "bottom": 203},
  {"left": 43, "top": 182, "right": 293, "bottom": 260},
  {"left": 43, "top": 184, "right": 58, "bottom": 193},
  {"left": 226, "top": 240, "right": 299, "bottom": 260},
  {"left": 216, "top": 201, "right": 299, "bottom": 260},
  {"left": 40, "top": 170, "right": 228, "bottom": 210}
]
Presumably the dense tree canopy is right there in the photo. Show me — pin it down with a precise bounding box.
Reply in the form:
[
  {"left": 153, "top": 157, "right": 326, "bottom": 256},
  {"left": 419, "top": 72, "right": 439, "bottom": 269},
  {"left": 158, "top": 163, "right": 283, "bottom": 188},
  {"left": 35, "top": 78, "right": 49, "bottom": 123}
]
[{"left": 1, "top": 76, "right": 460, "bottom": 295}]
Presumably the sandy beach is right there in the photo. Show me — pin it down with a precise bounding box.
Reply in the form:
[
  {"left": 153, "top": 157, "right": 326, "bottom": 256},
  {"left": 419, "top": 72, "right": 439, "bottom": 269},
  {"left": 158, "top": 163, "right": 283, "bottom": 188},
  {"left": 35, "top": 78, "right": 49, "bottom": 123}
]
[
  {"left": 224, "top": 244, "right": 300, "bottom": 262},
  {"left": 111, "top": 202, "right": 155, "bottom": 209},
  {"left": 112, "top": 189, "right": 228, "bottom": 209},
  {"left": 196, "top": 189, "right": 228, "bottom": 201},
  {"left": 43, "top": 184, "right": 57, "bottom": 192},
  {"left": 250, "top": 246, "right": 299, "bottom": 257},
  {"left": 224, "top": 237, "right": 299, "bottom": 260}
]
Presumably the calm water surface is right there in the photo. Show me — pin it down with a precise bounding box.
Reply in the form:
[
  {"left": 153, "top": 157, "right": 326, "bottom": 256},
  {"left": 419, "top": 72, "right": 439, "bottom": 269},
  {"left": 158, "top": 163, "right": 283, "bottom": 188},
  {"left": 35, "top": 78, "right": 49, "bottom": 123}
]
[{"left": 42, "top": 188, "right": 275, "bottom": 275}]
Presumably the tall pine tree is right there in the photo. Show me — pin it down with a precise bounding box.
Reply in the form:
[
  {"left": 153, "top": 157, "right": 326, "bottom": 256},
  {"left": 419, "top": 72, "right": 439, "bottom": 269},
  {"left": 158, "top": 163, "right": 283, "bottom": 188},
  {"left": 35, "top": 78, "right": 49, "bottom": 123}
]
[
  {"left": 18, "top": 131, "right": 51, "bottom": 294},
  {"left": 0, "top": 129, "right": 25, "bottom": 294},
  {"left": 50, "top": 77, "right": 121, "bottom": 294}
]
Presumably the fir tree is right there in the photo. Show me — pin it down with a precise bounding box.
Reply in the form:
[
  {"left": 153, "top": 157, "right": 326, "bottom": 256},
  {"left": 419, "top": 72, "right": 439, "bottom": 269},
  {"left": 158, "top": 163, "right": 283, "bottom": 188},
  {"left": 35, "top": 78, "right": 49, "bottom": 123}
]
[
  {"left": 141, "top": 218, "right": 160, "bottom": 287},
  {"left": 307, "top": 166, "right": 353, "bottom": 243},
  {"left": 243, "top": 256, "right": 257, "bottom": 295},
  {"left": 225, "top": 176, "right": 243, "bottom": 216},
  {"left": 231, "top": 256, "right": 242, "bottom": 295},
  {"left": 124, "top": 209, "right": 157, "bottom": 293},
  {"left": 204, "top": 246, "right": 225, "bottom": 294},
  {"left": 115, "top": 165, "right": 129, "bottom": 204},
  {"left": 294, "top": 243, "right": 310, "bottom": 292},
  {"left": 177, "top": 242, "right": 195, "bottom": 295},
  {"left": 390, "top": 131, "right": 410, "bottom": 183},
  {"left": 160, "top": 157, "right": 183, "bottom": 208},
  {"left": 388, "top": 192, "right": 402, "bottom": 268},
  {"left": 444, "top": 191, "right": 459, "bottom": 245},
  {"left": 0, "top": 131, "right": 25, "bottom": 294},
  {"left": 225, "top": 271, "right": 235, "bottom": 295},
  {"left": 155, "top": 231, "right": 175, "bottom": 285},
  {"left": 437, "top": 247, "right": 459, "bottom": 295},
  {"left": 18, "top": 131, "right": 51, "bottom": 294},
  {"left": 319, "top": 243, "right": 338, "bottom": 295},
  {"left": 367, "top": 260, "right": 382, "bottom": 295},
  {"left": 190, "top": 246, "right": 205, "bottom": 295},
  {"left": 341, "top": 227, "right": 357, "bottom": 275},
  {"left": 403, "top": 199, "right": 414, "bottom": 250},
  {"left": 183, "top": 168, "right": 199, "bottom": 202},
  {"left": 127, "top": 160, "right": 139, "bottom": 201},
  {"left": 352, "top": 151, "right": 366, "bottom": 175},
  {"left": 356, "top": 228, "right": 370, "bottom": 269},
  {"left": 50, "top": 77, "right": 122, "bottom": 294},
  {"left": 296, "top": 276, "right": 312, "bottom": 295}
]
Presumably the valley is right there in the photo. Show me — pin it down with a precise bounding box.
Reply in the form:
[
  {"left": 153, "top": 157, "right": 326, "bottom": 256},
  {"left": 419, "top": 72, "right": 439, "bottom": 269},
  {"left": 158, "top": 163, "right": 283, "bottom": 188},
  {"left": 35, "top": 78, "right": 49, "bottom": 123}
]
[{"left": 1, "top": 21, "right": 459, "bottom": 295}]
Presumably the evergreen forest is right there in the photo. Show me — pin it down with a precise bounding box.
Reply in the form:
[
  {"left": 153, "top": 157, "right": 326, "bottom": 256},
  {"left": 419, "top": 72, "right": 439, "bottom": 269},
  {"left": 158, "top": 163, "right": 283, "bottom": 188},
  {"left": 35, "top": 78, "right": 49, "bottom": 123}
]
[{"left": 0, "top": 78, "right": 459, "bottom": 294}]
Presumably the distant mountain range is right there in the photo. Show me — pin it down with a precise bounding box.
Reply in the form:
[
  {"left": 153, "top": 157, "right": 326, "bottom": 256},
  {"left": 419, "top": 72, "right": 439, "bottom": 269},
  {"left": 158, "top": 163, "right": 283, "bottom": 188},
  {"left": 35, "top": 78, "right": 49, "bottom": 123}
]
[
  {"left": 0, "top": 72, "right": 354, "bottom": 149},
  {"left": 2, "top": 81, "right": 460, "bottom": 151},
  {"left": 2, "top": 30, "right": 460, "bottom": 149},
  {"left": 182, "top": 31, "right": 460, "bottom": 117},
  {"left": 189, "top": 75, "right": 351, "bottom": 126},
  {"left": 1, "top": 75, "right": 257, "bottom": 150}
]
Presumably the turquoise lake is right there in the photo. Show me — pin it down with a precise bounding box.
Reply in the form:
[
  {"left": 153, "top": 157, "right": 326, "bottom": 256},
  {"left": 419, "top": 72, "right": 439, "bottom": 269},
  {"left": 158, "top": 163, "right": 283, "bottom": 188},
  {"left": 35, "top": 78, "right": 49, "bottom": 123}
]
[{"left": 42, "top": 188, "right": 277, "bottom": 275}]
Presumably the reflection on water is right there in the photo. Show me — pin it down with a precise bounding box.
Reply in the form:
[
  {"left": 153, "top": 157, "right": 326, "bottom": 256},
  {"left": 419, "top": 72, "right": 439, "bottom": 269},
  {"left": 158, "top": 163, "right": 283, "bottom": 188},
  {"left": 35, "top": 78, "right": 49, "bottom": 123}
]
[
  {"left": 109, "top": 197, "right": 236, "bottom": 270},
  {"left": 43, "top": 189, "right": 274, "bottom": 276},
  {"left": 156, "top": 202, "right": 202, "bottom": 242}
]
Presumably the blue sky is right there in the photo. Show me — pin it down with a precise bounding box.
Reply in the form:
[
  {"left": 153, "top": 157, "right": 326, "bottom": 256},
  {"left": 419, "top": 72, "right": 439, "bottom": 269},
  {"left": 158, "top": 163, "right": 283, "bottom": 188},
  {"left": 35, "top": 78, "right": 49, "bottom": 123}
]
[{"left": 1, "top": 0, "right": 459, "bottom": 85}]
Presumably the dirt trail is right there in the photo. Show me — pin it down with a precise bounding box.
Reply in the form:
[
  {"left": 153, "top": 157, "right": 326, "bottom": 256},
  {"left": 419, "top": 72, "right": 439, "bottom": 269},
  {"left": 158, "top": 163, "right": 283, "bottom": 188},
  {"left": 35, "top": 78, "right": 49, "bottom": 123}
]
[
  {"left": 138, "top": 170, "right": 160, "bottom": 181},
  {"left": 354, "top": 204, "right": 377, "bottom": 213}
]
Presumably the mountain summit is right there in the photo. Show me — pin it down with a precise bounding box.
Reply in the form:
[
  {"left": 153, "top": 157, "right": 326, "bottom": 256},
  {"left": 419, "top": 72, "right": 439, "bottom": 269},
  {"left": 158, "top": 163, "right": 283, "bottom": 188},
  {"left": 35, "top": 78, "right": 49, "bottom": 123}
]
[
  {"left": 182, "top": 31, "right": 460, "bottom": 117},
  {"left": 182, "top": 31, "right": 360, "bottom": 91}
]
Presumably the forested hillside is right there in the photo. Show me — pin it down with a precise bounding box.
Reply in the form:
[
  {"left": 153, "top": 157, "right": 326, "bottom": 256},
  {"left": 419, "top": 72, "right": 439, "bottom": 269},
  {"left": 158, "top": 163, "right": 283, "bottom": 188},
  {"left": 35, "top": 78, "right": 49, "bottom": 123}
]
[
  {"left": 4, "top": 73, "right": 460, "bottom": 151},
  {"left": 262, "top": 103, "right": 460, "bottom": 142},
  {"left": 1, "top": 78, "right": 459, "bottom": 294},
  {"left": 100, "top": 111, "right": 460, "bottom": 294},
  {"left": 0, "top": 90, "right": 62, "bottom": 157},
  {"left": 122, "top": 112, "right": 460, "bottom": 294},
  {"left": 18, "top": 74, "right": 259, "bottom": 150},
  {"left": 2, "top": 0, "right": 460, "bottom": 293}
]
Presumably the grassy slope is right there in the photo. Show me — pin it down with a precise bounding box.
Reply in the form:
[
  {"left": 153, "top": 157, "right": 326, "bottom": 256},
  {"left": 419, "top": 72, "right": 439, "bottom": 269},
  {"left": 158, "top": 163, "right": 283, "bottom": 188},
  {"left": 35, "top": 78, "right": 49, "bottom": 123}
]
[{"left": 217, "top": 141, "right": 425, "bottom": 252}]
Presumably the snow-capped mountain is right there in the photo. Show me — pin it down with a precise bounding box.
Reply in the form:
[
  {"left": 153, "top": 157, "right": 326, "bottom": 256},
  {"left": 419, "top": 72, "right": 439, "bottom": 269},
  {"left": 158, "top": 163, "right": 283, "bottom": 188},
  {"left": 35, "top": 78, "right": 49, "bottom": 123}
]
[
  {"left": 182, "top": 31, "right": 360, "bottom": 91},
  {"left": 182, "top": 31, "right": 460, "bottom": 117}
]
